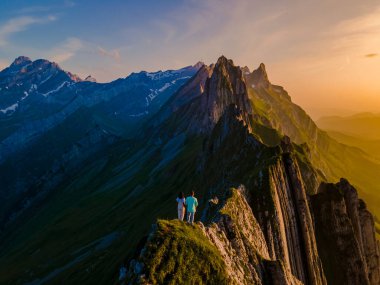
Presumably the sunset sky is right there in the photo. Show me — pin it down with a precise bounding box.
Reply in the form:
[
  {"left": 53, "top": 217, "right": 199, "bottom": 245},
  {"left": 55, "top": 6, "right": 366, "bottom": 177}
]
[{"left": 0, "top": 0, "right": 379, "bottom": 118}]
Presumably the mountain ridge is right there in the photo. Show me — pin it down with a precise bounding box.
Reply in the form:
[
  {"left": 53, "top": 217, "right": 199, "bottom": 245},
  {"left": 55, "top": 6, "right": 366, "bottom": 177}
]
[{"left": 0, "top": 55, "right": 379, "bottom": 284}]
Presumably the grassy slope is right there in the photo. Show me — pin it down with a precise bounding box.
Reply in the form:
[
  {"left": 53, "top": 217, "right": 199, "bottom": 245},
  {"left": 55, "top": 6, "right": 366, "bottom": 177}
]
[
  {"left": 129, "top": 219, "right": 229, "bottom": 285},
  {"left": 317, "top": 114, "right": 380, "bottom": 140},
  {"left": 0, "top": 137, "right": 207, "bottom": 284},
  {"left": 248, "top": 86, "right": 380, "bottom": 219},
  {"left": 323, "top": 130, "right": 380, "bottom": 160},
  {"left": 1, "top": 80, "right": 379, "bottom": 284}
]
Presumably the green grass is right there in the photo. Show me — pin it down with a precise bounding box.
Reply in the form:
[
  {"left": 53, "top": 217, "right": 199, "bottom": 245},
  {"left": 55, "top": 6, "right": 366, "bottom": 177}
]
[
  {"left": 324, "top": 130, "right": 380, "bottom": 161},
  {"left": 0, "top": 136, "right": 206, "bottom": 284},
  {"left": 316, "top": 114, "right": 380, "bottom": 141},
  {"left": 247, "top": 85, "right": 380, "bottom": 220},
  {"left": 130, "top": 219, "right": 229, "bottom": 285}
]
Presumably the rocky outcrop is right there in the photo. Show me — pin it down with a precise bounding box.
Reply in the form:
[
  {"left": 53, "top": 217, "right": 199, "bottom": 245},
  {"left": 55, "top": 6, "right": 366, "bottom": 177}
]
[
  {"left": 280, "top": 140, "right": 326, "bottom": 285},
  {"left": 201, "top": 187, "right": 270, "bottom": 284},
  {"left": 148, "top": 56, "right": 253, "bottom": 137},
  {"left": 128, "top": 56, "right": 379, "bottom": 285},
  {"left": 127, "top": 188, "right": 304, "bottom": 285},
  {"left": 199, "top": 56, "right": 253, "bottom": 132},
  {"left": 246, "top": 63, "right": 271, "bottom": 89},
  {"left": 202, "top": 187, "right": 307, "bottom": 285},
  {"left": 310, "top": 179, "right": 380, "bottom": 285},
  {"left": 201, "top": 106, "right": 326, "bottom": 285},
  {"left": 247, "top": 145, "right": 326, "bottom": 285}
]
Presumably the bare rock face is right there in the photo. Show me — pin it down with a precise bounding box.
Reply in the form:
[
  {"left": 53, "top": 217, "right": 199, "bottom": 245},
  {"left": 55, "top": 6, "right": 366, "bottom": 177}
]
[
  {"left": 251, "top": 151, "right": 326, "bottom": 285},
  {"left": 280, "top": 141, "right": 326, "bottom": 285},
  {"left": 167, "top": 63, "right": 213, "bottom": 112},
  {"left": 359, "top": 200, "right": 380, "bottom": 284},
  {"left": 246, "top": 63, "right": 271, "bottom": 89},
  {"left": 126, "top": 56, "right": 379, "bottom": 285},
  {"left": 201, "top": 109, "right": 326, "bottom": 285},
  {"left": 199, "top": 56, "right": 253, "bottom": 132},
  {"left": 150, "top": 56, "right": 254, "bottom": 136},
  {"left": 310, "top": 179, "right": 380, "bottom": 285},
  {"left": 202, "top": 186, "right": 311, "bottom": 285},
  {"left": 263, "top": 260, "right": 304, "bottom": 285},
  {"left": 201, "top": 186, "right": 270, "bottom": 284}
]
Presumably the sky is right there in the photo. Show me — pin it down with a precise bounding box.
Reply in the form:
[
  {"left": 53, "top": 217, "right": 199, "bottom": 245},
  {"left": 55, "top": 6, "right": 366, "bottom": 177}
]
[{"left": 0, "top": 0, "right": 379, "bottom": 119}]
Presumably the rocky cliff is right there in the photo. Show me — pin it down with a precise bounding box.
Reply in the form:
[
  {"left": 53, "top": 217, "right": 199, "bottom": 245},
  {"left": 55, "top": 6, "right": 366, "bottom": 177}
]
[
  {"left": 243, "top": 62, "right": 380, "bottom": 220},
  {"left": 126, "top": 57, "right": 379, "bottom": 285},
  {"left": 311, "top": 179, "right": 380, "bottom": 285},
  {"left": 1, "top": 56, "right": 379, "bottom": 285}
]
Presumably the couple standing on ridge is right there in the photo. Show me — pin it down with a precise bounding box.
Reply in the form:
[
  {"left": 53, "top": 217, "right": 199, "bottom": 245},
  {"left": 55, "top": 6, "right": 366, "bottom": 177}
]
[{"left": 176, "top": 191, "right": 198, "bottom": 224}]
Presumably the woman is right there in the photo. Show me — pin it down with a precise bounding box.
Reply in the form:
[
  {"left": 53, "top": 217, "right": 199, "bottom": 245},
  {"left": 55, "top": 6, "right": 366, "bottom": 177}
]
[{"left": 176, "top": 192, "right": 186, "bottom": 221}]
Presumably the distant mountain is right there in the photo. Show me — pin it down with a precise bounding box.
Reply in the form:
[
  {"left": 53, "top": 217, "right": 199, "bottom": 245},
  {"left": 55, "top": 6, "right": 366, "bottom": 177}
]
[
  {"left": 0, "top": 56, "right": 200, "bottom": 224},
  {"left": 0, "top": 56, "right": 379, "bottom": 284},
  {"left": 324, "top": 130, "right": 380, "bottom": 160},
  {"left": 317, "top": 113, "right": 380, "bottom": 140}
]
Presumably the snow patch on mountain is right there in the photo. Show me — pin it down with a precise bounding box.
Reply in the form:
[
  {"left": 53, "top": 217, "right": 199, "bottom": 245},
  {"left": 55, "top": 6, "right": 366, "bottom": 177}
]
[
  {"left": 40, "top": 74, "right": 53, "bottom": 85},
  {"left": 129, "top": 111, "right": 148, "bottom": 117},
  {"left": 22, "top": 91, "right": 29, "bottom": 100},
  {"left": 41, "top": 81, "right": 70, "bottom": 97},
  {"left": 0, "top": 103, "right": 18, "bottom": 114},
  {"left": 29, "top": 84, "right": 37, "bottom": 92},
  {"left": 171, "top": 76, "right": 191, "bottom": 85},
  {"left": 158, "top": 83, "right": 171, "bottom": 92}
]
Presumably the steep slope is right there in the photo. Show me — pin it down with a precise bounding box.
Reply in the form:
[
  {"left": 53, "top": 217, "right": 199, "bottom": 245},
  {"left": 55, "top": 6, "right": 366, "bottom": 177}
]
[
  {"left": 243, "top": 64, "right": 380, "bottom": 218},
  {"left": 128, "top": 85, "right": 378, "bottom": 284},
  {"left": 317, "top": 113, "right": 380, "bottom": 140},
  {"left": 323, "top": 130, "right": 380, "bottom": 160},
  {"left": 127, "top": 57, "right": 379, "bottom": 285},
  {"left": 0, "top": 57, "right": 200, "bottom": 228},
  {"left": 0, "top": 55, "right": 379, "bottom": 285},
  {"left": 198, "top": 106, "right": 326, "bottom": 285},
  {"left": 311, "top": 179, "right": 380, "bottom": 284}
]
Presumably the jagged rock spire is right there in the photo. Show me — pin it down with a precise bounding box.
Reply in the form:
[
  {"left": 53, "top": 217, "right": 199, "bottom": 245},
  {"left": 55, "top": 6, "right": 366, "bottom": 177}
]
[
  {"left": 246, "top": 62, "right": 271, "bottom": 89},
  {"left": 199, "top": 55, "right": 253, "bottom": 132}
]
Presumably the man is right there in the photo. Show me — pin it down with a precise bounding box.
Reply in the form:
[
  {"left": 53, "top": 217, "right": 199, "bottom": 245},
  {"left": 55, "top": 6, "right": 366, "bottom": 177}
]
[{"left": 185, "top": 191, "right": 198, "bottom": 224}]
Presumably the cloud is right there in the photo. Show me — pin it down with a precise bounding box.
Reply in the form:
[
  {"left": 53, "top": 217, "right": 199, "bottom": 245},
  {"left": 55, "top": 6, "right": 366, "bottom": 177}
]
[
  {"left": 0, "top": 15, "right": 56, "bottom": 47},
  {"left": 14, "top": 1, "right": 75, "bottom": 15},
  {"left": 15, "top": 6, "right": 52, "bottom": 14},
  {"left": 365, "top": 53, "right": 378, "bottom": 58},
  {"left": 97, "top": 46, "right": 121, "bottom": 61},
  {"left": 64, "top": 0, "right": 76, "bottom": 8},
  {"left": 329, "top": 6, "right": 380, "bottom": 56},
  {"left": 51, "top": 37, "right": 83, "bottom": 63}
]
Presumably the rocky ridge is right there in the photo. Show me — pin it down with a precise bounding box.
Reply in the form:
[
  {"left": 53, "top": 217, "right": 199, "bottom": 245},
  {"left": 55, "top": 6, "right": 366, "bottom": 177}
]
[
  {"left": 0, "top": 55, "right": 379, "bottom": 284},
  {"left": 127, "top": 56, "right": 379, "bottom": 284}
]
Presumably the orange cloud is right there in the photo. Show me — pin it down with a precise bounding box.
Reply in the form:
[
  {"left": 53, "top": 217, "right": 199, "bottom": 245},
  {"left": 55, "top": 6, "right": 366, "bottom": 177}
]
[{"left": 97, "top": 47, "right": 121, "bottom": 61}]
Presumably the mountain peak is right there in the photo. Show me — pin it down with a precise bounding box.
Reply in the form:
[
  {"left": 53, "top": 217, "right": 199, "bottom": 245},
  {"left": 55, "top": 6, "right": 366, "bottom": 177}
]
[
  {"left": 246, "top": 62, "right": 271, "bottom": 89},
  {"left": 197, "top": 55, "right": 253, "bottom": 132},
  {"left": 215, "top": 55, "right": 234, "bottom": 68},
  {"left": 11, "top": 56, "right": 32, "bottom": 67},
  {"left": 241, "top": 66, "right": 251, "bottom": 75},
  {"left": 252, "top": 63, "right": 270, "bottom": 88},
  {"left": 193, "top": 61, "right": 205, "bottom": 69}
]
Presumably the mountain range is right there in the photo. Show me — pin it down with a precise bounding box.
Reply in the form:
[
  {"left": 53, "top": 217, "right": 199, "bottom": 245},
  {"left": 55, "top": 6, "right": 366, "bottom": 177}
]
[
  {"left": 316, "top": 114, "right": 380, "bottom": 160},
  {"left": 0, "top": 55, "right": 379, "bottom": 284}
]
